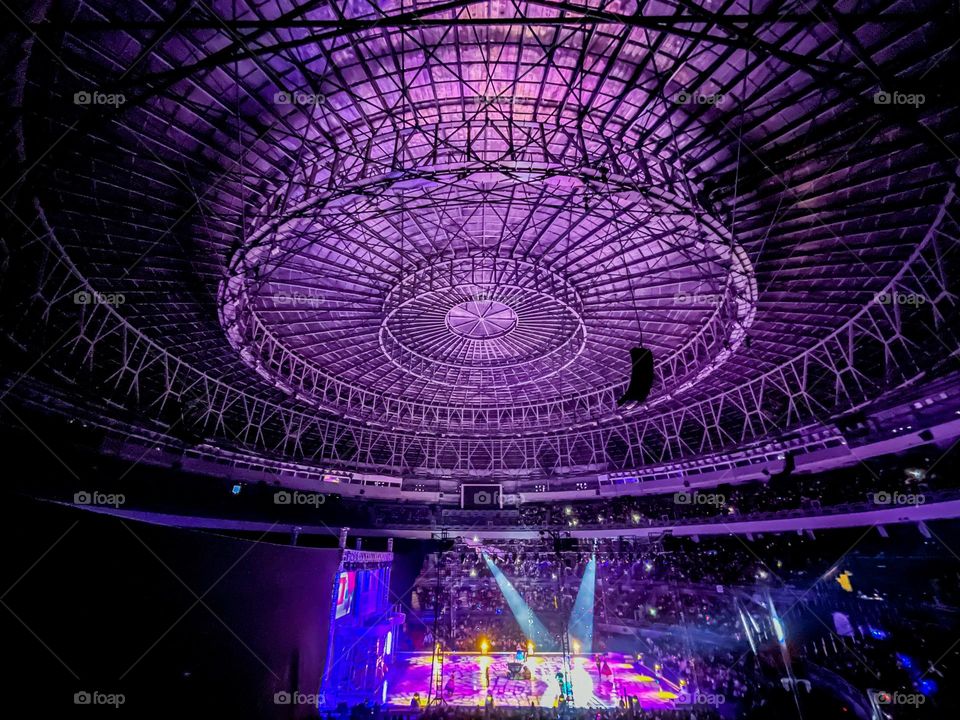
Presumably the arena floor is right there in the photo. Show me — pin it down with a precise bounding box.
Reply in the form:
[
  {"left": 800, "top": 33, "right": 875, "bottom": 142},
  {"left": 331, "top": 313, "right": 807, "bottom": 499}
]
[{"left": 386, "top": 652, "right": 681, "bottom": 709}]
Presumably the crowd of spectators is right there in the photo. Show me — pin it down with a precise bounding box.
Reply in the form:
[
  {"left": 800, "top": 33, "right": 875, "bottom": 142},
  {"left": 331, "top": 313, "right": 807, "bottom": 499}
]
[
  {"left": 369, "top": 446, "right": 953, "bottom": 531},
  {"left": 338, "top": 706, "right": 725, "bottom": 720},
  {"left": 397, "top": 525, "right": 960, "bottom": 717},
  {"left": 416, "top": 707, "right": 723, "bottom": 720},
  {"left": 786, "top": 590, "right": 952, "bottom": 716},
  {"left": 410, "top": 533, "right": 851, "bottom": 639},
  {"left": 544, "top": 447, "right": 948, "bottom": 529},
  {"left": 405, "top": 534, "right": 842, "bottom": 685}
]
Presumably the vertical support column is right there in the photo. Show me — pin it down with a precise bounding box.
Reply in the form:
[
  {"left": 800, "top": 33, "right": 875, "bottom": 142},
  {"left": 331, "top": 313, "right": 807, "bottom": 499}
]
[{"left": 385, "top": 537, "right": 395, "bottom": 609}]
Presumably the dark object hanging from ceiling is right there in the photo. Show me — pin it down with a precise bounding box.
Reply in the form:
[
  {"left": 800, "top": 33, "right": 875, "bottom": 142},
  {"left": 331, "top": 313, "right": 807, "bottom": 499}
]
[{"left": 617, "top": 347, "right": 655, "bottom": 406}]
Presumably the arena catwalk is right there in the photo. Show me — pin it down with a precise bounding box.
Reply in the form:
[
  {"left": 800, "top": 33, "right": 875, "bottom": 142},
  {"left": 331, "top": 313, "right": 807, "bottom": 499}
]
[{"left": 386, "top": 652, "right": 681, "bottom": 709}]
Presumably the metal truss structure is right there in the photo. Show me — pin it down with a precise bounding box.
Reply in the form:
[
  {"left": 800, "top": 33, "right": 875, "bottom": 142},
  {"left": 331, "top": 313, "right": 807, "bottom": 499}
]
[{"left": 3, "top": 0, "right": 960, "bottom": 484}]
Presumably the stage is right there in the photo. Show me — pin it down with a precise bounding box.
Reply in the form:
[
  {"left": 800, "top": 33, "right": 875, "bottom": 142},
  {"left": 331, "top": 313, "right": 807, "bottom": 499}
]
[{"left": 385, "top": 652, "right": 682, "bottom": 709}]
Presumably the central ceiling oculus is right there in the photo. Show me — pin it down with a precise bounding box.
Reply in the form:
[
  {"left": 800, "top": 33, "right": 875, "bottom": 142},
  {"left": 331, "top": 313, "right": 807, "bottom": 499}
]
[{"left": 446, "top": 300, "right": 518, "bottom": 340}]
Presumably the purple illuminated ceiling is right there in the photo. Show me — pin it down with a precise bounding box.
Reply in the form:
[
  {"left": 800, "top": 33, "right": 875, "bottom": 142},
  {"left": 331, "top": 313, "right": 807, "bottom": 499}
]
[{"left": 4, "top": 0, "right": 960, "bottom": 480}]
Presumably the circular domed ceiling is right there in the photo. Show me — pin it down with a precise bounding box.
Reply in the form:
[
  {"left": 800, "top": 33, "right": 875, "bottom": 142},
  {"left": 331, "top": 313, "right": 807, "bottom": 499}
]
[
  {"left": 219, "top": 148, "right": 757, "bottom": 433},
  {"left": 5, "top": 0, "right": 959, "bottom": 478}
]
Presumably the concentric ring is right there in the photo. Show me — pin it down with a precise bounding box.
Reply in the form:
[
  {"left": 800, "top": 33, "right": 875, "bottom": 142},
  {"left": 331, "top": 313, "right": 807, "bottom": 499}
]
[
  {"left": 218, "top": 158, "right": 757, "bottom": 432},
  {"left": 378, "top": 256, "right": 588, "bottom": 390},
  {"left": 446, "top": 301, "right": 518, "bottom": 340}
]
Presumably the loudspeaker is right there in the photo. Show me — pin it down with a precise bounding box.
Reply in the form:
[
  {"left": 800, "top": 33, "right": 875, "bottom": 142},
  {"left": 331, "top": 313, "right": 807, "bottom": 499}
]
[{"left": 617, "top": 347, "right": 654, "bottom": 406}]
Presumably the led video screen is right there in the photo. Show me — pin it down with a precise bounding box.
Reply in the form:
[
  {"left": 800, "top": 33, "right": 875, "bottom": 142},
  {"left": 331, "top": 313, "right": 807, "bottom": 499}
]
[
  {"left": 460, "top": 483, "right": 503, "bottom": 509},
  {"left": 335, "top": 570, "right": 356, "bottom": 619}
]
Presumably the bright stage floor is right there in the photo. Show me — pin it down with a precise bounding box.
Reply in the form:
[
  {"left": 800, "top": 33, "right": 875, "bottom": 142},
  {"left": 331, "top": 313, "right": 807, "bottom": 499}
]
[{"left": 385, "top": 652, "right": 682, "bottom": 709}]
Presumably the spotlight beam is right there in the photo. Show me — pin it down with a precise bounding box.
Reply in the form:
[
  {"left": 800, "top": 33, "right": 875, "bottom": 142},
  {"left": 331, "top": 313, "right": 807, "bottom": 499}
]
[
  {"left": 482, "top": 553, "right": 554, "bottom": 650},
  {"left": 568, "top": 555, "right": 596, "bottom": 654}
]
